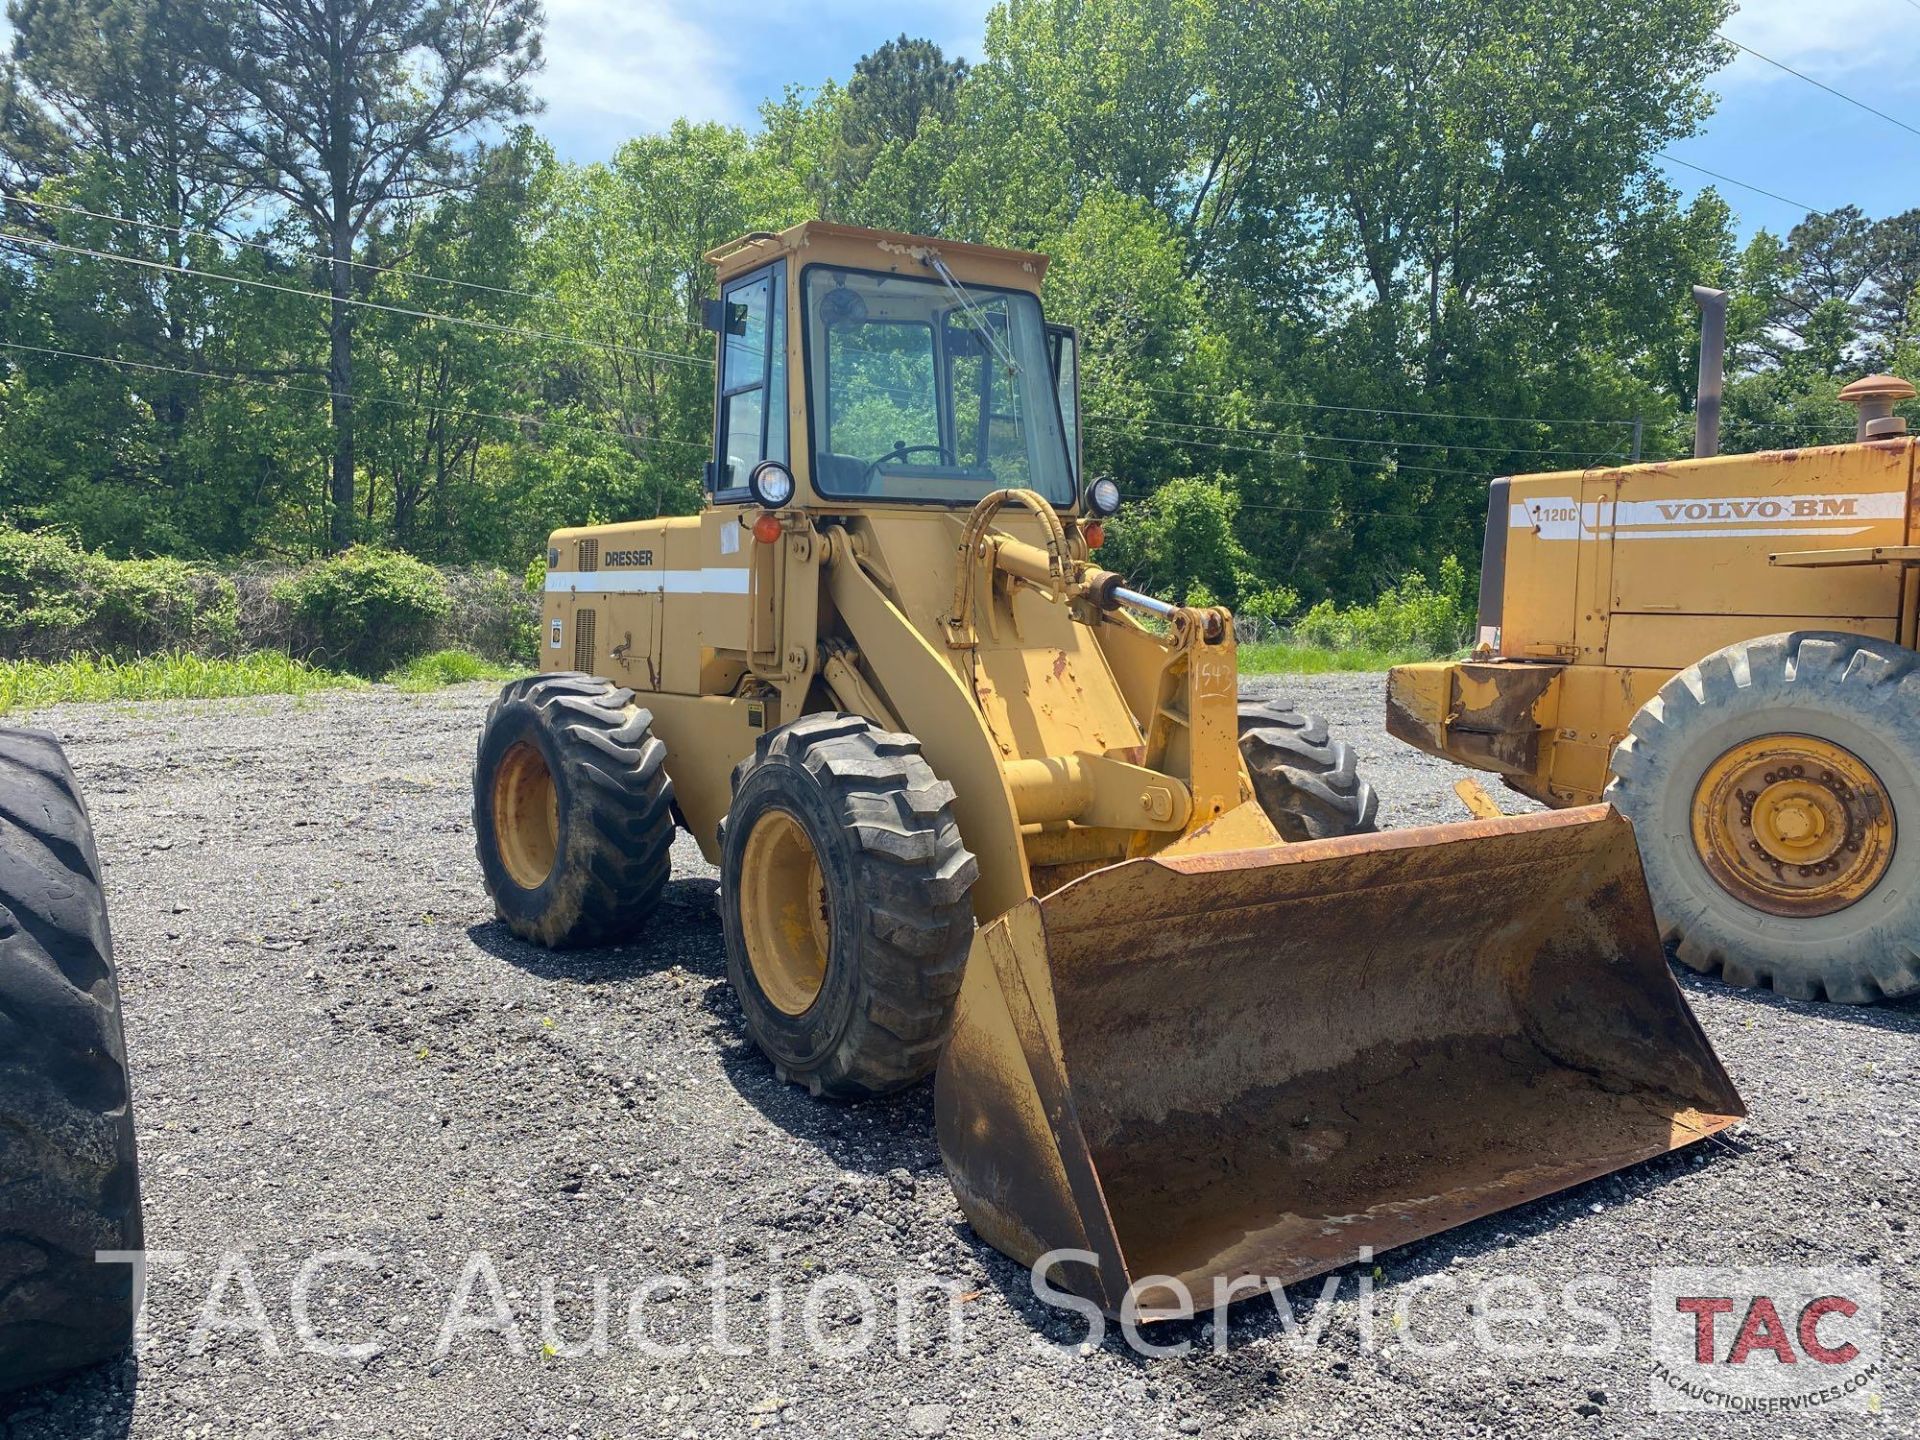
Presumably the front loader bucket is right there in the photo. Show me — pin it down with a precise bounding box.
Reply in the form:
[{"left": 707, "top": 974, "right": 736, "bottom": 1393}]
[{"left": 935, "top": 806, "right": 1744, "bottom": 1319}]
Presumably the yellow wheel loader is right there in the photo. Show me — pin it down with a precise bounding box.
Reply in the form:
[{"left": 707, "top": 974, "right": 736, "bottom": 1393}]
[
  {"left": 1390, "top": 287, "right": 1920, "bottom": 1005},
  {"left": 473, "top": 223, "right": 1742, "bottom": 1318}
]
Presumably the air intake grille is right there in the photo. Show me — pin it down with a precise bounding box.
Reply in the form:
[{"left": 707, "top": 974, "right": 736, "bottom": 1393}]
[
  {"left": 573, "top": 608, "right": 597, "bottom": 672},
  {"left": 578, "top": 538, "right": 599, "bottom": 572}
]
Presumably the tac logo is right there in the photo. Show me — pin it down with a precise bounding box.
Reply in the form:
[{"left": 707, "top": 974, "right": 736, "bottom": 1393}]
[{"left": 1650, "top": 1267, "right": 1883, "bottom": 1414}]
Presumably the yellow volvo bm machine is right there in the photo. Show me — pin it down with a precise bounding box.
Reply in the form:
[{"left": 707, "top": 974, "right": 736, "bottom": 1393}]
[
  {"left": 1391, "top": 291, "right": 1920, "bottom": 1005},
  {"left": 473, "top": 223, "right": 1742, "bottom": 1316}
]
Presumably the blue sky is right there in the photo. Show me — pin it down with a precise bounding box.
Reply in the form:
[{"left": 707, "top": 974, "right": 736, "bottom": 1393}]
[{"left": 536, "top": 0, "right": 1920, "bottom": 237}]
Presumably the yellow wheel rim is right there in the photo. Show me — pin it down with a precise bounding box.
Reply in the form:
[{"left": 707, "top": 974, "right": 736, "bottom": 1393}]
[
  {"left": 493, "top": 740, "right": 559, "bottom": 890},
  {"left": 739, "top": 809, "right": 830, "bottom": 1016},
  {"left": 1692, "top": 734, "right": 1895, "bottom": 917}
]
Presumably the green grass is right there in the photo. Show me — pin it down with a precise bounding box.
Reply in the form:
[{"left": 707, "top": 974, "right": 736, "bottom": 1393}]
[
  {"left": 0, "top": 651, "right": 364, "bottom": 715},
  {"left": 1237, "top": 640, "right": 1438, "bottom": 674},
  {"left": 383, "top": 648, "right": 519, "bottom": 691}
]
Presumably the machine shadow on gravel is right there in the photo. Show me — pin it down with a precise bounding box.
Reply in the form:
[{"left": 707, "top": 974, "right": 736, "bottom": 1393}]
[
  {"left": 701, "top": 988, "right": 946, "bottom": 1179},
  {"left": 0, "top": 1353, "right": 135, "bottom": 1438},
  {"left": 1676, "top": 966, "right": 1920, "bottom": 1036},
  {"left": 464, "top": 878, "right": 726, "bottom": 985}
]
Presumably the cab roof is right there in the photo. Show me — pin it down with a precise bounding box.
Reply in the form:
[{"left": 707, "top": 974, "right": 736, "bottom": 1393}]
[{"left": 705, "top": 221, "right": 1049, "bottom": 293}]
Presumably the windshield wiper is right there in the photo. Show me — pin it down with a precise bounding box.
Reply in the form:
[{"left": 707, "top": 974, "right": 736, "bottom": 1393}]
[{"left": 926, "top": 252, "right": 1021, "bottom": 377}]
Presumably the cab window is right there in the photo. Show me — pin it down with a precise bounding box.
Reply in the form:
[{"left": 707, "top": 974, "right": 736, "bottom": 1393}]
[
  {"left": 804, "top": 264, "right": 1074, "bottom": 504},
  {"left": 713, "top": 262, "right": 787, "bottom": 490}
]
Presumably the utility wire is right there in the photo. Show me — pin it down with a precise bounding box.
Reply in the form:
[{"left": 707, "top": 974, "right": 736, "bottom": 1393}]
[
  {"left": 1087, "top": 417, "right": 1491, "bottom": 479},
  {"left": 0, "top": 232, "right": 716, "bottom": 370},
  {"left": 1089, "top": 411, "right": 1610, "bottom": 460},
  {"left": 1123, "top": 382, "right": 1639, "bottom": 429},
  {"left": 4, "top": 193, "right": 710, "bottom": 335},
  {"left": 0, "top": 338, "right": 712, "bottom": 451},
  {"left": 1653, "top": 152, "right": 1825, "bottom": 215},
  {"left": 1719, "top": 34, "right": 1920, "bottom": 142},
  {"left": 1117, "top": 491, "right": 1439, "bottom": 523}
]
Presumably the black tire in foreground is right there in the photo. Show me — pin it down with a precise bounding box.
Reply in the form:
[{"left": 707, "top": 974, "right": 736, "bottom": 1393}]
[
  {"left": 1237, "top": 698, "right": 1380, "bottom": 842},
  {"left": 473, "top": 673, "right": 677, "bottom": 949},
  {"left": 0, "top": 726, "right": 142, "bottom": 1394},
  {"left": 1607, "top": 631, "right": 1920, "bottom": 1003},
  {"left": 719, "top": 714, "right": 977, "bottom": 1099}
]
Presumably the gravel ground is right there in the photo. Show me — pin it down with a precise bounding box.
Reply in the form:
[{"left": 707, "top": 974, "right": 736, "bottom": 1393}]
[{"left": 3, "top": 673, "right": 1913, "bottom": 1439}]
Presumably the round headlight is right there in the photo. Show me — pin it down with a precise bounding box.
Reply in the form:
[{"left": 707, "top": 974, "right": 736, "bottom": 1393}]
[
  {"left": 749, "top": 459, "right": 796, "bottom": 510},
  {"left": 1086, "top": 476, "right": 1122, "bottom": 517}
]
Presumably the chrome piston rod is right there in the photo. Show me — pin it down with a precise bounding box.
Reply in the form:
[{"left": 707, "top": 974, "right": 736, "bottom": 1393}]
[{"left": 1110, "top": 585, "right": 1174, "bottom": 619}]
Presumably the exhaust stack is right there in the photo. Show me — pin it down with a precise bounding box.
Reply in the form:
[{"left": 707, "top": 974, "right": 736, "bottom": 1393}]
[{"left": 1693, "top": 285, "right": 1728, "bottom": 459}]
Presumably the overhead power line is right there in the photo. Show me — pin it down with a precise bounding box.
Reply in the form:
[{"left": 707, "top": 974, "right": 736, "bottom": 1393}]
[
  {"left": 1720, "top": 34, "right": 1920, "bottom": 142},
  {"left": 0, "top": 232, "right": 716, "bottom": 370},
  {"left": 4, "top": 193, "right": 709, "bottom": 335},
  {"left": 1086, "top": 416, "right": 1498, "bottom": 479},
  {"left": 1126, "top": 382, "right": 1639, "bottom": 430},
  {"left": 1119, "top": 492, "right": 1438, "bottom": 522},
  {"left": 1090, "top": 411, "right": 1610, "bottom": 460},
  {"left": 0, "top": 338, "right": 711, "bottom": 451},
  {"left": 1653, "top": 152, "right": 1825, "bottom": 215}
]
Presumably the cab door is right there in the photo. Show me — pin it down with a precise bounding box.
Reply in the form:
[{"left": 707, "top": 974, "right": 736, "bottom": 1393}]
[{"left": 1046, "top": 323, "right": 1082, "bottom": 485}]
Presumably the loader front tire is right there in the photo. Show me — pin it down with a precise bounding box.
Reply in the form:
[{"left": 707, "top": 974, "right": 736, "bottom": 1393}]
[
  {"left": 720, "top": 714, "right": 977, "bottom": 1099},
  {"left": 0, "top": 726, "right": 142, "bottom": 1393},
  {"left": 474, "top": 673, "right": 676, "bottom": 948},
  {"left": 1606, "top": 632, "right": 1920, "bottom": 1003},
  {"left": 1238, "top": 699, "right": 1380, "bottom": 841}
]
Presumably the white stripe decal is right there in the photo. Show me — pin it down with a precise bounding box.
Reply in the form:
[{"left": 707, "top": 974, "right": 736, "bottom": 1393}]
[
  {"left": 1510, "top": 492, "right": 1903, "bottom": 541},
  {"left": 544, "top": 567, "right": 750, "bottom": 595},
  {"left": 1612, "top": 526, "right": 1874, "bottom": 540}
]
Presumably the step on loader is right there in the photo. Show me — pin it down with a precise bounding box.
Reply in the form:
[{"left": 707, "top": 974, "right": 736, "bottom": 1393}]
[{"left": 472, "top": 222, "right": 1744, "bottom": 1318}]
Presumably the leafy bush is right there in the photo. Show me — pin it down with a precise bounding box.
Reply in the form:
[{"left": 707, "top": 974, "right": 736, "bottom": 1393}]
[
  {"left": 1291, "top": 556, "right": 1475, "bottom": 659},
  {"left": 440, "top": 566, "right": 539, "bottom": 665},
  {"left": 0, "top": 528, "right": 94, "bottom": 654},
  {"left": 273, "top": 548, "right": 451, "bottom": 676},
  {"left": 1236, "top": 584, "right": 1302, "bottom": 627},
  {"left": 1101, "top": 476, "right": 1249, "bottom": 607},
  {"left": 0, "top": 528, "right": 240, "bottom": 660},
  {"left": 92, "top": 557, "right": 240, "bottom": 657}
]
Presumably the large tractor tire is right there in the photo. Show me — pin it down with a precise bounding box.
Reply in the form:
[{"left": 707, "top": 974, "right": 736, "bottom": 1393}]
[
  {"left": 1238, "top": 699, "right": 1380, "bottom": 842},
  {"left": 1607, "top": 632, "right": 1920, "bottom": 1003},
  {"left": 719, "top": 714, "right": 977, "bottom": 1099},
  {"left": 0, "top": 726, "right": 142, "bottom": 1393},
  {"left": 474, "top": 673, "right": 677, "bottom": 949}
]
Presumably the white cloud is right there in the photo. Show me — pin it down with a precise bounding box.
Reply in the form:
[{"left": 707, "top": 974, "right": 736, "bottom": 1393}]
[
  {"left": 1719, "top": 0, "right": 1920, "bottom": 86},
  {"left": 532, "top": 0, "right": 995, "bottom": 160},
  {"left": 535, "top": 0, "right": 738, "bottom": 155}
]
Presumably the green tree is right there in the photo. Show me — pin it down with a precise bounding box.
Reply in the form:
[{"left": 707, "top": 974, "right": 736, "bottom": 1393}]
[
  {"left": 838, "top": 34, "right": 967, "bottom": 192},
  {"left": 193, "top": 0, "right": 544, "bottom": 552}
]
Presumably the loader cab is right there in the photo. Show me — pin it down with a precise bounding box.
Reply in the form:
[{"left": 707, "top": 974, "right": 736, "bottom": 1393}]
[{"left": 703, "top": 222, "right": 1080, "bottom": 513}]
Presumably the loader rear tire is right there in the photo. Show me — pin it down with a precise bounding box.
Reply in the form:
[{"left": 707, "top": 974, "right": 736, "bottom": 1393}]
[
  {"left": 1238, "top": 699, "right": 1380, "bottom": 841},
  {"left": 1606, "top": 632, "right": 1920, "bottom": 1003},
  {"left": 0, "top": 726, "right": 142, "bottom": 1393},
  {"left": 719, "top": 714, "right": 977, "bottom": 1099},
  {"left": 474, "top": 673, "right": 676, "bottom": 949}
]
